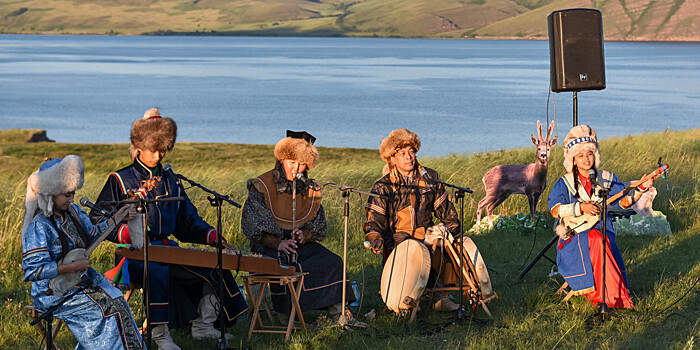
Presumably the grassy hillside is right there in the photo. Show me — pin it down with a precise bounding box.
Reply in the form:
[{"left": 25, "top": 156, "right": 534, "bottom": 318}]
[
  {"left": 1, "top": 0, "right": 699, "bottom": 40},
  {"left": 0, "top": 128, "right": 698, "bottom": 349}
]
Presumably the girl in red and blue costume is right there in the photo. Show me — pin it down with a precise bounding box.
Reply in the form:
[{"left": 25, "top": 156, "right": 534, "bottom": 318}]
[{"left": 548, "top": 125, "right": 652, "bottom": 308}]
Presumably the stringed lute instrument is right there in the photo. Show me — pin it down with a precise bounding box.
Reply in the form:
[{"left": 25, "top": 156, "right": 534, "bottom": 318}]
[
  {"left": 561, "top": 164, "right": 669, "bottom": 235},
  {"left": 49, "top": 208, "right": 130, "bottom": 296}
]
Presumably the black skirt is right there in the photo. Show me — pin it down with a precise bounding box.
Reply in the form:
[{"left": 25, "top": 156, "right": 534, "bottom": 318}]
[{"left": 259, "top": 242, "right": 355, "bottom": 315}]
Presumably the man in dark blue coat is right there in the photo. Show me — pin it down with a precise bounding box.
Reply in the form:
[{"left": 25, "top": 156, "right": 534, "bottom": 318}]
[{"left": 91, "top": 108, "right": 247, "bottom": 350}]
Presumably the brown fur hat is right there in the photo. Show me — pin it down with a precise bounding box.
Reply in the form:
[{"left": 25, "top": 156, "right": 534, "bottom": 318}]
[
  {"left": 563, "top": 125, "right": 601, "bottom": 173},
  {"left": 380, "top": 128, "right": 421, "bottom": 163},
  {"left": 129, "top": 107, "right": 177, "bottom": 161},
  {"left": 274, "top": 131, "right": 319, "bottom": 170}
]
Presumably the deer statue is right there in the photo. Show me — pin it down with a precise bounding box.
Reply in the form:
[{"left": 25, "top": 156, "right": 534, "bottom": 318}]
[{"left": 476, "top": 120, "right": 557, "bottom": 230}]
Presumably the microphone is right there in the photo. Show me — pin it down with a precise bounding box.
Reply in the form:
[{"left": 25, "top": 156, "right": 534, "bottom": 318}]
[
  {"left": 294, "top": 173, "right": 315, "bottom": 188},
  {"left": 163, "top": 164, "right": 181, "bottom": 179},
  {"left": 420, "top": 166, "right": 435, "bottom": 189},
  {"left": 588, "top": 169, "right": 599, "bottom": 187},
  {"left": 80, "top": 197, "right": 110, "bottom": 216}
]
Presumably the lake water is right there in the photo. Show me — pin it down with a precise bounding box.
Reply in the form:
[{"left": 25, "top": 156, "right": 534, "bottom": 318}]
[{"left": 0, "top": 35, "right": 698, "bottom": 156}]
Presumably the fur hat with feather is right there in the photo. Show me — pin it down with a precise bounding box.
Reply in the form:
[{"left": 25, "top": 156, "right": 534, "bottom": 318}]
[
  {"left": 563, "top": 124, "right": 601, "bottom": 173},
  {"left": 274, "top": 130, "right": 319, "bottom": 170},
  {"left": 129, "top": 107, "right": 177, "bottom": 161},
  {"left": 22, "top": 155, "right": 84, "bottom": 234}
]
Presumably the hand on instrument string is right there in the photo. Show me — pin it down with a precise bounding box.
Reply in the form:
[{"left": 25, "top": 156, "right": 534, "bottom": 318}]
[
  {"left": 370, "top": 239, "right": 383, "bottom": 255},
  {"left": 638, "top": 173, "right": 654, "bottom": 191},
  {"left": 114, "top": 204, "right": 137, "bottom": 223},
  {"left": 59, "top": 258, "right": 90, "bottom": 275},
  {"left": 580, "top": 202, "right": 600, "bottom": 216},
  {"left": 278, "top": 239, "right": 298, "bottom": 255},
  {"left": 221, "top": 241, "right": 240, "bottom": 254}
]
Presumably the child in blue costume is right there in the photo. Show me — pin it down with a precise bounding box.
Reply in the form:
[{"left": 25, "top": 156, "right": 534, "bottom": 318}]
[
  {"left": 22, "top": 155, "right": 144, "bottom": 349},
  {"left": 548, "top": 125, "right": 653, "bottom": 308}
]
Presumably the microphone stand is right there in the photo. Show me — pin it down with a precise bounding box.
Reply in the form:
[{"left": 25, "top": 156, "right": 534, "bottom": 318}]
[
  {"left": 587, "top": 186, "right": 621, "bottom": 322},
  {"left": 173, "top": 172, "right": 241, "bottom": 350},
  {"left": 428, "top": 178, "right": 473, "bottom": 320},
  {"left": 100, "top": 196, "right": 184, "bottom": 350},
  {"left": 32, "top": 276, "right": 93, "bottom": 350},
  {"left": 307, "top": 178, "right": 387, "bottom": 328}
]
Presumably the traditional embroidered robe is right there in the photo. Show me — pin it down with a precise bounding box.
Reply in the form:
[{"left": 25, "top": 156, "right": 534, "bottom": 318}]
[
  {"left": 364, "top": 166, "right": 461, "bottom": 286},
  {"left": 23, "top": 204, "right": 144, "bottom": 349},
  {"left": 548, "top": 169, "right": 634, "bottom": 308},
  {"left": 91, "top": 158, "right": 247, "bottom": 328},
  {"left": 241, "top": 168, "right": 354, "bottom": 315}
]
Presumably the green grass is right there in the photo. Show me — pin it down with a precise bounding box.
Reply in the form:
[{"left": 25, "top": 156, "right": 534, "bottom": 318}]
[{"left": 1, "top": 128, "right": 698, "bottom": 349}]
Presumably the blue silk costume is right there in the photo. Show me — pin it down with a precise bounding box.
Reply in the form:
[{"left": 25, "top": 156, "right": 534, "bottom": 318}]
[
  {"left": 22, "top": 204, "right": 144, "bottom": 350},
  {"left": 91, "top": 158, "right": 247, "bottom": 329},
  {"left": 547, "top": 170, "right": 629, "bottom": 293}
]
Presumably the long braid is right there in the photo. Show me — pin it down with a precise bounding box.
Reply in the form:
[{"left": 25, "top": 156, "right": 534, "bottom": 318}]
[{"left": 572, "top": 165, "right": 581, "bottom": 199}]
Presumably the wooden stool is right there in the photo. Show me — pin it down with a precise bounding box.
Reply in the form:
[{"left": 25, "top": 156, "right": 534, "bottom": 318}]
[
  {"left": 556, "top": 281, "right": 576, "bottom": 302},
  {"left": 26, "top": 305, "right": 65, "bottom": 350},
  {"left": 243, "top": 272, "right": 308, "bottom": 341}
]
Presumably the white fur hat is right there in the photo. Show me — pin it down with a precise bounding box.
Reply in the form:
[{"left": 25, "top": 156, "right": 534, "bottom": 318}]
[
  {"left": 22, "top": 155, "right": 84, "bottom": 234},
  {"left": 563, "top": 125, "right": 601, "bottom": 173}
]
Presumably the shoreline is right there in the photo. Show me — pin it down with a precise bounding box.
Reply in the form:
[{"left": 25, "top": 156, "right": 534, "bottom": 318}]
[{"left": 3, "top": 32, "right": 700, "bottom": 43}]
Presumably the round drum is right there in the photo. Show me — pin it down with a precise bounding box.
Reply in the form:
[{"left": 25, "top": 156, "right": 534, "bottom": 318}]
[
  {"left": 380, "top": 239, "right": 431, "bottom": 314},
  {"left": 460, "top": 237, "right": 494, "bottom": 299}
]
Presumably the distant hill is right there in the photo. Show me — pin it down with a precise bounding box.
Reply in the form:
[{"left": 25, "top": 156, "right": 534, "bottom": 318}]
[{"left": 1, "top": 0, "right": 699, "bottom": 41}]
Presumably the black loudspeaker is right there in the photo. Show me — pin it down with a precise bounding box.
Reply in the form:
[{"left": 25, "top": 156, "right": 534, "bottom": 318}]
[{"left": 548, "top": 8, "right": 606, "bottom": 92}]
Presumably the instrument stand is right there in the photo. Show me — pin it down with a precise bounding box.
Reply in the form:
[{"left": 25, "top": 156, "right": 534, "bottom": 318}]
[
  {"left": 307, "top": 178, "right": 386, "bottom": 328},
  {"left": 430, "top": 178, "right": 474, "bottom": 320},
  {"left": 517, "top": 236, "right": 558, "bottom": 280},
  {"left": 31, "top": 276, "right": 92, "bottom": 350},
  {"left": 177, "top": 173, "right": 242, "bottom": 350},
  {"left": 587, "top": 187, "right": 622, "bottom": 322},
  {"left": 136, "top": 197, "right": 152, "bottom": 349},
  {"left": 454, "top": 189, "right": 469, "bottom": 319},
  {"left": 101, "top": 196, "right": 185, "bottom": 350}
]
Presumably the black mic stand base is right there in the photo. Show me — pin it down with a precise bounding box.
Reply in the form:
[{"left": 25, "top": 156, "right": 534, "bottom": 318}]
[
  {"left": 456, "top": 306, "right": 467, "bottom": 320},
  {"left": 587, "top": 302, "right": 624, "bottom": 324}
]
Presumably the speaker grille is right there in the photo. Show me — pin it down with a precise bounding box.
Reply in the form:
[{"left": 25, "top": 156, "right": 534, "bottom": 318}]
[{"left": 548, "top": 9, "right": 606, "bottom": 92}]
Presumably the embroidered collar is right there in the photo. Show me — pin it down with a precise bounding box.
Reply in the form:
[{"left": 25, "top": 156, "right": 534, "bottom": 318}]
[{"left": 133, "top": 157, "right": 162, "bottom": 179}]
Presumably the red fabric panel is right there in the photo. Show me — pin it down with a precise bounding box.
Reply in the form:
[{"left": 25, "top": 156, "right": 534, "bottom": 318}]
[{"left": 585, "top": 229, "right": 634, "bottom": 308}]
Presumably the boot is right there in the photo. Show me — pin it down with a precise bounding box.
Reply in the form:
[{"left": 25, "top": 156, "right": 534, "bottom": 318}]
[
  {"left": 328, "top": 302, "right": 344, "bottom": 322},
  {"left": 433, "top": 297, "right": 459, "bottom": 312},
  {"left": 191, "top": 294, "right": 234, "bottom": 341},
  {"left": 277, "top": 311, "right": 302, "bottom": 328},
  {"left": 152, "top": 324, "right": 181, "bottom": 350}
]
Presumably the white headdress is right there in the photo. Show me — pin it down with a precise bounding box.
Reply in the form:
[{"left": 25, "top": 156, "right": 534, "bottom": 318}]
[{"left": 22, "top": 155, "right": 84, "bottom": 234}]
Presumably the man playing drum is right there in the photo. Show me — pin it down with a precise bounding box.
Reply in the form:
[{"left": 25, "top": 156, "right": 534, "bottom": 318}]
[{"left": 364, "top": 128, "right": 462, "bottom": 313}]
